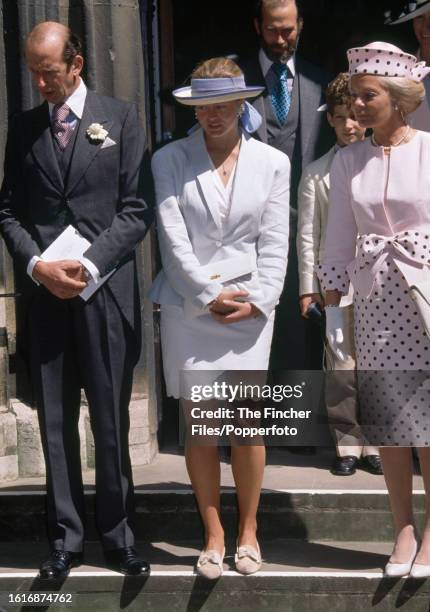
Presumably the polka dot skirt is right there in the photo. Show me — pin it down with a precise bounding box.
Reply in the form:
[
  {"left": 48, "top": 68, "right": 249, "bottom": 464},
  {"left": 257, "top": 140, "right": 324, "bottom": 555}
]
[
  {"left": 342, "top": 253, "right": 430, "bottom": 445},
  {"left": 318, "top": 234, "right": 430, "bottom": 445},
  {"left": 355, "top": 257, "right": 430, "bottom": 445}
]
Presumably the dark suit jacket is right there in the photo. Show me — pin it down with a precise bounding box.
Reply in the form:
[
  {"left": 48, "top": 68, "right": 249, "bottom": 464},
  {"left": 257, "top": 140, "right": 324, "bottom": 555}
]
[
  {"left": 239, "top": 53, "right": 334, "bottom": 197},
  {"left": 0, "top": 89, "right": 153, "bottom": 335},
  {"left": 239, "top": 53, "right": 334, "bottom": 370}
]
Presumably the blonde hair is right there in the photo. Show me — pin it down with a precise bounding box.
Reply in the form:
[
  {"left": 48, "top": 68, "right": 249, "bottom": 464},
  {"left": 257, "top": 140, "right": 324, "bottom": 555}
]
[
  {"left": 191, "top": 57, "right": 243, "bottom": 80},
  {"left": 377, "top": 76, "right": 425, "bottom": 116}
]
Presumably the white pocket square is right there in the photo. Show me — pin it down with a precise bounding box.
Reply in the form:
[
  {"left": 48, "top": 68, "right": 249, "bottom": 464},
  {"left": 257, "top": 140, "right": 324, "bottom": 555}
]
[{"left": 100, "top": 137, "right": 117, "bottom": 149}]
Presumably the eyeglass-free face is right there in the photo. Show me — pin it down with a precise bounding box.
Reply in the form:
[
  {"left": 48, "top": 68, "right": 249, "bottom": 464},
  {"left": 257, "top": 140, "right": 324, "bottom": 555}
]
[
  {"left": 26, "top": 38, "right": 83, "bottom": 104},
  {"left": 195, "top": 100, "right": 243, "bottom": 139},
  {"left": 413, "top": 11, "right": 430, "bottom": 53},
  {"left": 349, "top": 75, "right": 398, "bottom": 130},
  {"left": 327, "top": 103, "right": 366, "bottom": 147},
  {"left": 254, "top": 1, "right": 302, "bottom": 62}
]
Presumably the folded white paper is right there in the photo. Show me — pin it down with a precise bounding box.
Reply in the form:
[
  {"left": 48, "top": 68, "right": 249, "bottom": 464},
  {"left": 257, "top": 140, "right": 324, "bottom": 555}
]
[{"left": 40, "top": 225, "right": 114, "bottom": 301}]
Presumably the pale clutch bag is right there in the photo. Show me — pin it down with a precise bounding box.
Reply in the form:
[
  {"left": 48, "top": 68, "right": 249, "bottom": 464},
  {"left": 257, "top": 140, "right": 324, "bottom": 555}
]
[
  {"left": 183, "top": 253, "right": 257, "bottom": 319},
  {"left": 409, "top": 280, "right": 430, "bottom": 339}
]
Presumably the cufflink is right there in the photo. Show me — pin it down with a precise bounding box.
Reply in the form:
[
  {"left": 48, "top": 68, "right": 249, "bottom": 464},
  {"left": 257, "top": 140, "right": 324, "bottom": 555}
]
[{"left": 80, "top": 265, "right": 91, "bottom": 281}]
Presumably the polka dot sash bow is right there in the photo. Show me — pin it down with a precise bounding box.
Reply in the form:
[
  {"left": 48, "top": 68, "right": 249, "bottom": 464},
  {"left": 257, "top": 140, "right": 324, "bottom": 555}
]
[
  {"left": 347, "top": 231, "right": 430, "bottom": 299},
  {"left": 347, "top": 42, "right": 430, "bottom": 82}
]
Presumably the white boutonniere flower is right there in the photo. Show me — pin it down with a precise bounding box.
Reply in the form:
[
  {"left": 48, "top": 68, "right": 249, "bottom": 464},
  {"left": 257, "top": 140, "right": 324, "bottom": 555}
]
[{"left": 86, "top": 123, "right": 108, "bottom": 143}]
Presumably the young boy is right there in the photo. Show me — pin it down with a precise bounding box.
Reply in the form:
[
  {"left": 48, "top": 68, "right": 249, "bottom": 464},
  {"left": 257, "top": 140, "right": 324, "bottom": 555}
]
[{"left": 296, "top": 73, "right": 382, "bottom": 476}]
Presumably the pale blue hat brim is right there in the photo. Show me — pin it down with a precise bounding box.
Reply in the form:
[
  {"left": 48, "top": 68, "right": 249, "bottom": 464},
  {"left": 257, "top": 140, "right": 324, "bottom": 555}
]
[{"left": 173, "top": 85, "right": 264, "bottom": 106}]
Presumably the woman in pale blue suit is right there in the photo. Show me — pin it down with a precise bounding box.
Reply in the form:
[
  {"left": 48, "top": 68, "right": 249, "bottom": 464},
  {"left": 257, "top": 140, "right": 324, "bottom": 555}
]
[{"left": 150, "top": 57, "right": 290, "bottom": 578}]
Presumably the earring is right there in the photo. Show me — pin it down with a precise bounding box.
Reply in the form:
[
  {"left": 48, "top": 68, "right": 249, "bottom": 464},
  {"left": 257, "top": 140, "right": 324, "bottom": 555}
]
[
  {"left": 238, "top": 104, "right": 245, "bottom": 117},
  {"left": 394, "top": 103, "right": 406, "bottom": 123}
]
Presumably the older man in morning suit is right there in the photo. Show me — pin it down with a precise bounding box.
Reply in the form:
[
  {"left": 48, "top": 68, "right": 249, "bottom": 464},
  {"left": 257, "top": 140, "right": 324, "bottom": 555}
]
[
  {"left": 0, "top": 22, "right": 153, "bottom": 578},
  {"left": 239, "top": 0, "right": 333, "bottom": 374}
]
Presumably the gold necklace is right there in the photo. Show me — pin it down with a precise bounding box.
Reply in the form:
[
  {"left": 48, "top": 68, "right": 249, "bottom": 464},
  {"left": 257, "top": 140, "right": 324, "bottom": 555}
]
[
  {"left": 371, "top": 125, "right": 411, "bottom": 155},
  {"left": 220, "top": 141, "right": 241, "bottom": 177}
]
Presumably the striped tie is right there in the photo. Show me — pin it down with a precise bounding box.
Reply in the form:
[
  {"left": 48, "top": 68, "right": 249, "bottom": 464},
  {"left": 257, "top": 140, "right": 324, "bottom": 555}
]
[
  {"left": 271, "top": 62, "right": 291, "bottom": 125},
  {"left": 52, "top": 103, "right": 73, "bottom": 150}
]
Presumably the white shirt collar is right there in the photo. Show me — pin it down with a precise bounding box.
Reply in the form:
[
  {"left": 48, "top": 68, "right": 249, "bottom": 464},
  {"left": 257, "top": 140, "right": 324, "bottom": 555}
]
[
  {"left": 258, "top": 48, "right": 296, "bottom": 79},
  {"left": 48, "top": 78, "right": 87, "bottom": 119}
]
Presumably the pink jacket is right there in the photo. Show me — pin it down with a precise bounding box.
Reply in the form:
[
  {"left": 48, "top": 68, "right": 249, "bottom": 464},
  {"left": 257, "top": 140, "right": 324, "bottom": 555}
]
[{"left": 317, "top": 132, "right": 430, "bottom": 297}]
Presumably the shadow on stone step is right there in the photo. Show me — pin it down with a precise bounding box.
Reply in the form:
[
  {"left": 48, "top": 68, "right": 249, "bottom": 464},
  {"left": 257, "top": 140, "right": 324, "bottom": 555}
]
[
  {"left": 12, "top": 573, "right": 149, "bottom": 612},
  {"left": 372, "top": 574, "right": 429, "bottom": 609},
  {"left": 0, "top": 488, "right": 309, "bottom": 543},
  {"left": 141, "top": 540, "right": 387, "bottom": 572},
  {"left": 184, "top": 576, "right": 218, "bottom": 612},
  {"left": 255, "top": 540, "right": 387, "bottom": 571},
  {"left": 20, "top": 575, "right": 68, "bottom": 612},
  {"left": 0, "top": 540, "right": 387, "bottom": 573}
]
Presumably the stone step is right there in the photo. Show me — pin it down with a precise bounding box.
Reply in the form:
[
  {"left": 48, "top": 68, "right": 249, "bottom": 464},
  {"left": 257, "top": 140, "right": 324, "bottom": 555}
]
[
  {"left": 0, "top": 489, "right": 425, "bottom": 543},
  {"left": 0, "top": 540, "right": 429, "bottom": 611}
]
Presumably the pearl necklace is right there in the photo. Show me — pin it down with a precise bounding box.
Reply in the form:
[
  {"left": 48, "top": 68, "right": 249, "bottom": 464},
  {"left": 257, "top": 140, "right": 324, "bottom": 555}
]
[{"left": 371, "top": 125, "right": 411, "bottom": 155}]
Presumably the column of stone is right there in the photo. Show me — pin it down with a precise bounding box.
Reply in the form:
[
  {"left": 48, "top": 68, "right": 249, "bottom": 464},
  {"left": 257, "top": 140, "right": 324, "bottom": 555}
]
[{"left": 0, "top": 6, "right": 18, "bottom": 481}]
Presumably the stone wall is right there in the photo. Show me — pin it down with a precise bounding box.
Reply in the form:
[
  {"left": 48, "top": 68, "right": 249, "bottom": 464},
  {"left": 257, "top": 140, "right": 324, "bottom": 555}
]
[{"left": 0, "top": 397, "right": 158, "bottom": 482}]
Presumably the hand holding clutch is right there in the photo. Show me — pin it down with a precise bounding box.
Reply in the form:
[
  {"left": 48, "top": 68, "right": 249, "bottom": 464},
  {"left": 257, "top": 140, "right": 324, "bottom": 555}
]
[{"left": 325, "top": 307, "right": 348, "bottom": 362}]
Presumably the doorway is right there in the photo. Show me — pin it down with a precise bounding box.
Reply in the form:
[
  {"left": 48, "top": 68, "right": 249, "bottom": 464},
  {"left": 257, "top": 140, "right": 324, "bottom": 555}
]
[{"left": 151, "top": 0, "right": 418, "bottom": 448}]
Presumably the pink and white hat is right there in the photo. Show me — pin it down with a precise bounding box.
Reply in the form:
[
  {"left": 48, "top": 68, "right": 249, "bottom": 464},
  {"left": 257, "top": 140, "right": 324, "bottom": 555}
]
[{"left": 347, "top": 41, "right": 430, "bottom": 82}]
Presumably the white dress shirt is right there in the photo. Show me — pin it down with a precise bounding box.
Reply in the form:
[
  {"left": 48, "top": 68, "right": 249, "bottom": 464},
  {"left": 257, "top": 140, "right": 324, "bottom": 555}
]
[
  {"left": 258, "top": 48, "right": 295, "bottom": 96},
  {"left": 47, "top": 77, "right": 87, "bottom": 124},
  {"left": 208, "top": 159, "right": 238, "bottom": 223},
  {"left": 27, "top": 78, "right": 100, "bottom": 284}
]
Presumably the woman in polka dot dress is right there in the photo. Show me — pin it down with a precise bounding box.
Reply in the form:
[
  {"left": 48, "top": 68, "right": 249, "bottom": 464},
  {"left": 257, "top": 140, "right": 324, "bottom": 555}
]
[{"left": 318, "top": 42, "right": 430, "bottom": 578}]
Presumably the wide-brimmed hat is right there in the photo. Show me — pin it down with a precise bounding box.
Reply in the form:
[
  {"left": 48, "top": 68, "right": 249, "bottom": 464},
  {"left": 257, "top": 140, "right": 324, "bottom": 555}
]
[
  {"left": 347, "top": 41, "right": 430, "bottom": 81},
  {"left": 173, "top": 76, "right": 264, "bottom": 106},
  {"left": 385, "top": 0, "right": 430, "bottom": 25}
]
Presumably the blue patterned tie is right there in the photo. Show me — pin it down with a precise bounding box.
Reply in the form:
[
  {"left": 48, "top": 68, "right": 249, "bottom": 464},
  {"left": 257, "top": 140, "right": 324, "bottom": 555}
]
[{"left": 271, "top": 62, "right": 291, "bottom": 125}]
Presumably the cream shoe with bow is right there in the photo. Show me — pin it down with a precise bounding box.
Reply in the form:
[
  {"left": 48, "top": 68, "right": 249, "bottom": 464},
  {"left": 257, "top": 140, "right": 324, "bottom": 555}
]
[
  {"left": 235, "top": 540, "right": 262, "bottom": 575},
  {"left": 196, "top": 547, "right": 225, "bottom": 580}
]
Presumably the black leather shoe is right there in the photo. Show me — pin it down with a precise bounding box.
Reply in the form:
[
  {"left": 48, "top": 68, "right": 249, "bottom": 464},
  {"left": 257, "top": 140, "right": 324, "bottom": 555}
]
[
  {"left": 331, "top": 455, "right": 359, "bottom": 476},
  {"left": 104, "top": 547, "right": 150, "bottom": 575},
  {"left": 39, "top": 550, "right": 82, "bottom": 580},
  {"left": 361, "top": 454, "right": 383, "bottom": 475}
]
